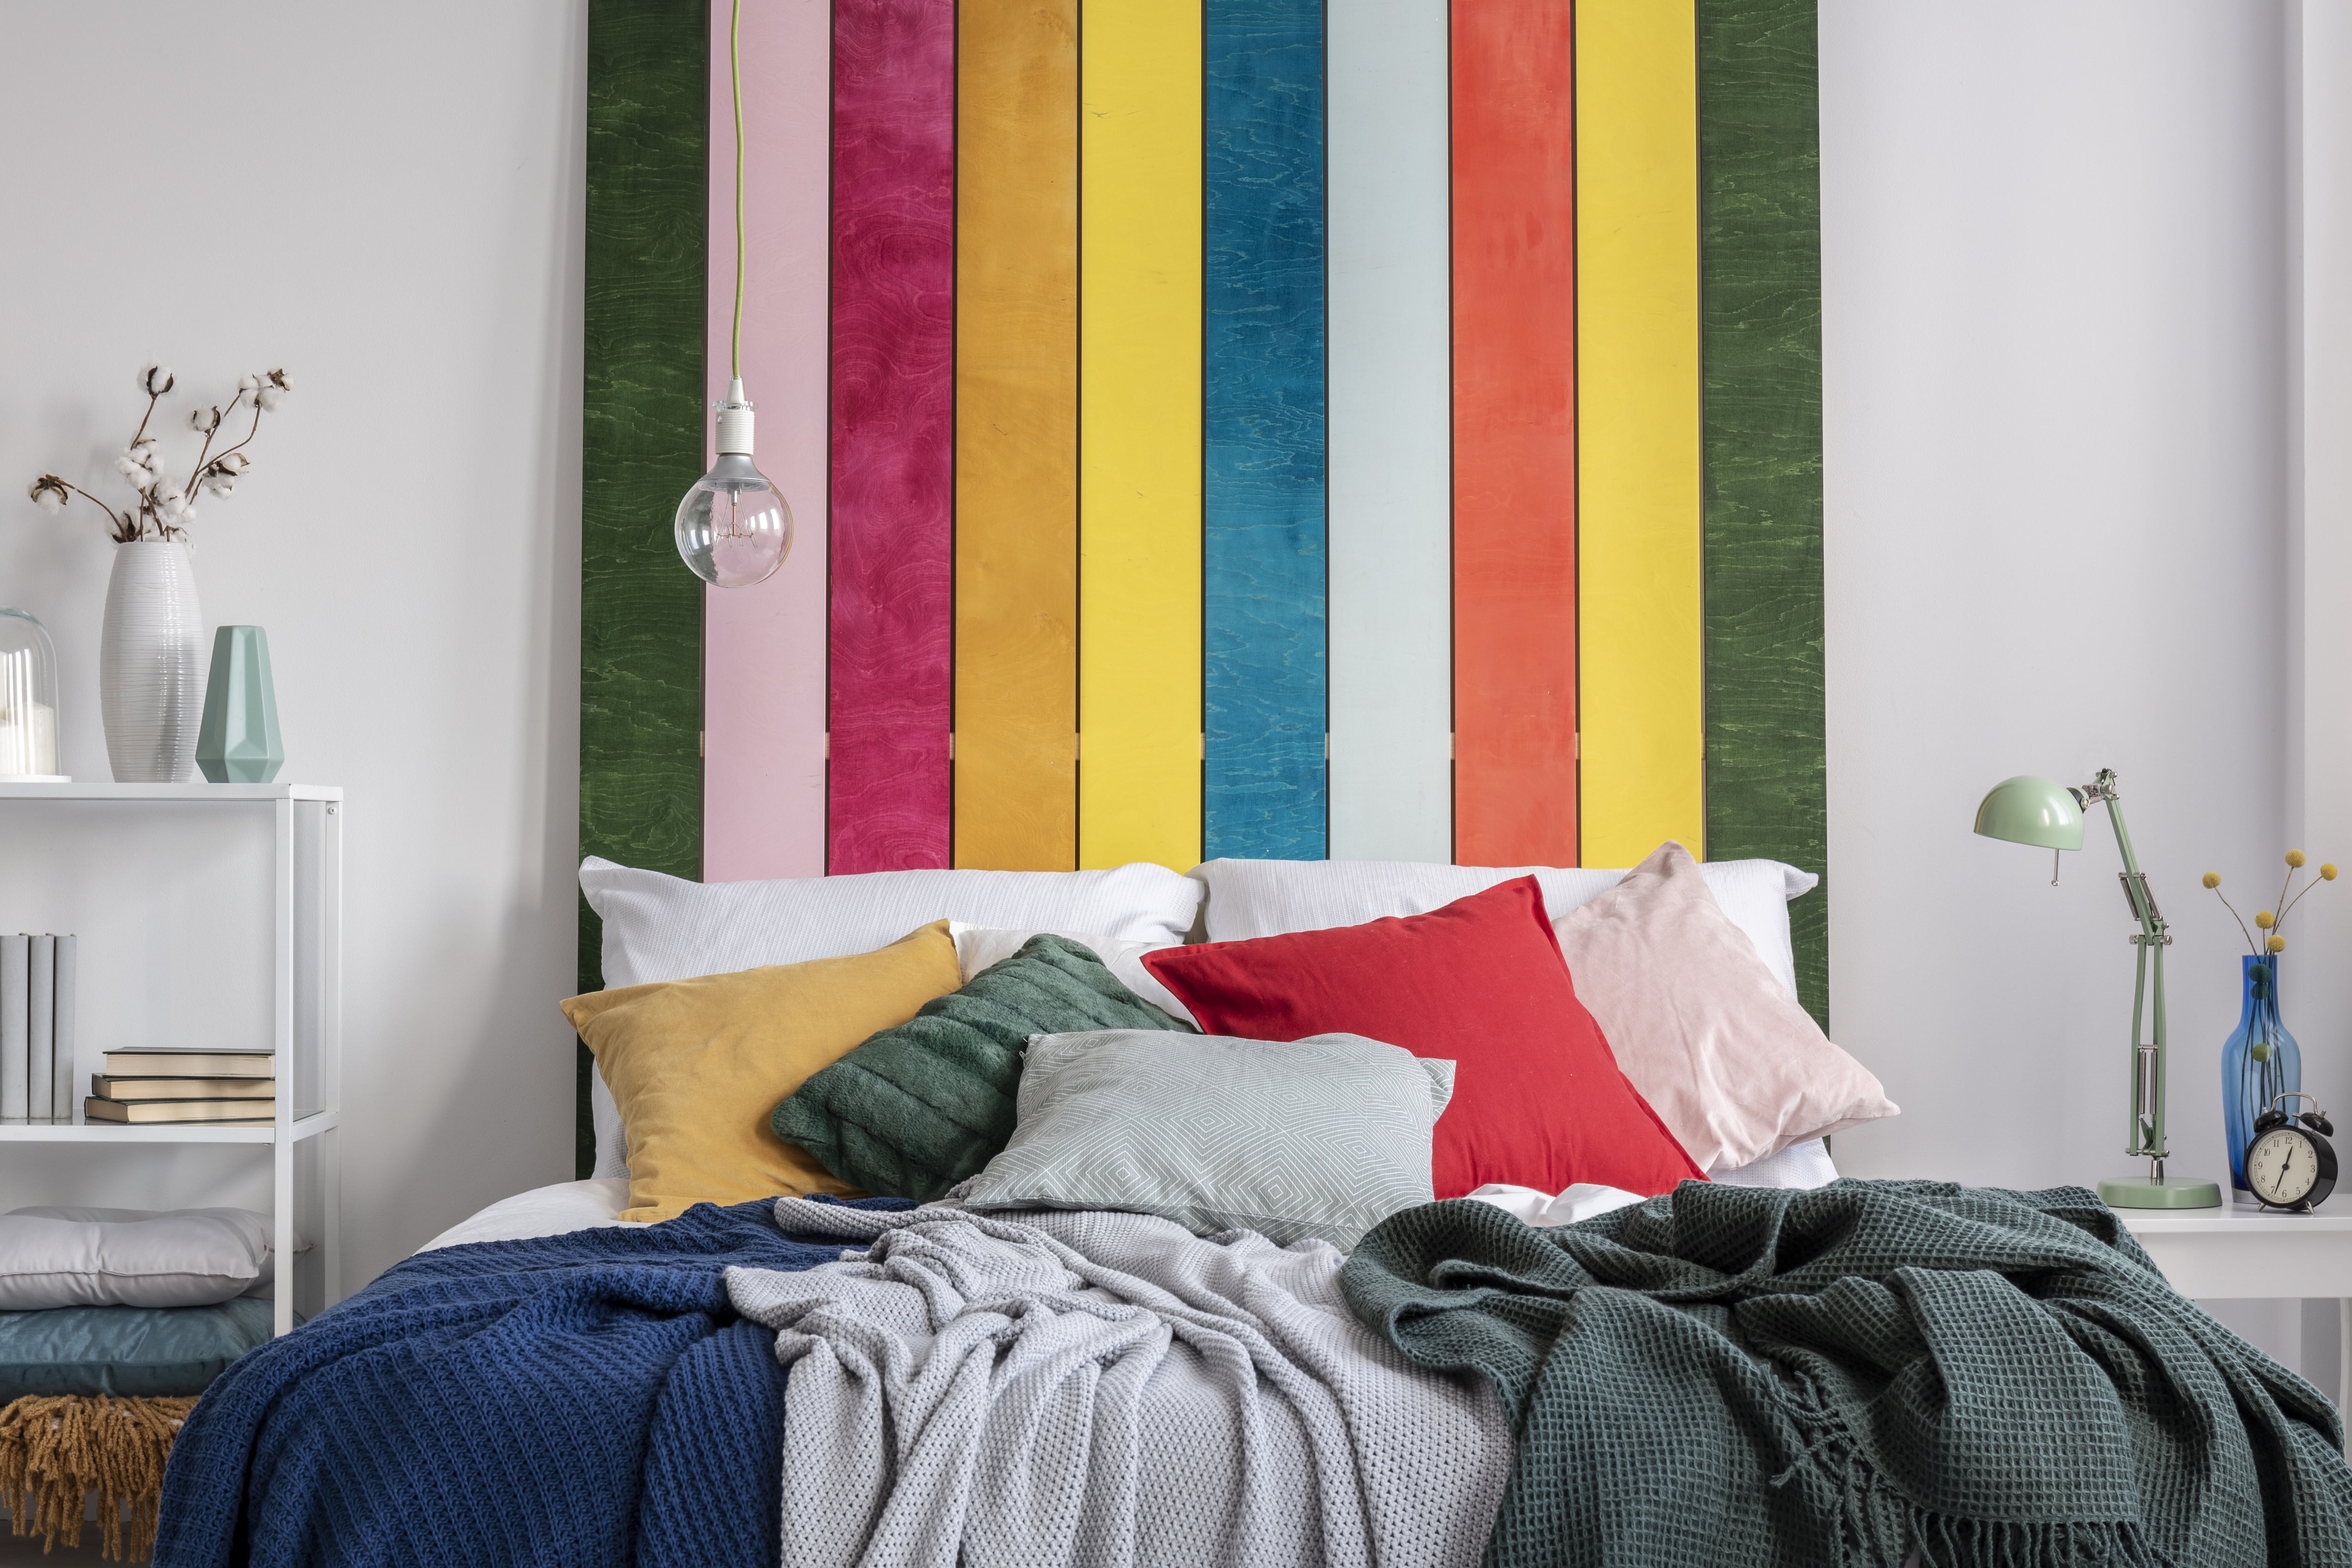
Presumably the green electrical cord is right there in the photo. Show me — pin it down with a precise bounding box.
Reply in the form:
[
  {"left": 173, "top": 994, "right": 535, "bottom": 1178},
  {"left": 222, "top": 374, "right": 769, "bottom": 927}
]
[{"left": 731, "top": 0, "right": 745, "bottom": 381}]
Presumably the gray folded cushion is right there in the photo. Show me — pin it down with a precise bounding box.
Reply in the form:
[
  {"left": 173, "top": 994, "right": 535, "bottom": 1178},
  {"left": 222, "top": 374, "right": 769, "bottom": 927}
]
[
  {"left": 0, "top": 1206, "right": 287, "bottom": 1310},
  {"left": 0, "top": 1297, "right": 285, "bottom": 1399},
  {"left": 772, "top": 934, "right": 1196, "bottom": 1202},
  {"left": 962, "top": 1029, "right": 1454, "bottom": 1250}
]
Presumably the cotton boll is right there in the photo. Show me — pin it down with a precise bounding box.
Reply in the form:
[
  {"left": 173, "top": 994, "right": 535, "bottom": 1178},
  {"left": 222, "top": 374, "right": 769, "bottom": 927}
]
[
  {"left": 254, "top": 386, "right": 284, "bottom": 412},
  {"left": 138, "top": 364, "right": 175, "bottom": 396}
]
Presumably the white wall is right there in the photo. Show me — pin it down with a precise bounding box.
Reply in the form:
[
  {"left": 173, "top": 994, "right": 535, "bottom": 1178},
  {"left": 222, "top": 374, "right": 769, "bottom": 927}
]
[
  {"left": 1822, "top": 0, "right": 2292, "bottom": 1191},
  {"left": 1821, "top": 0, "right": 2336, "bottom": 1363},
  {"left": 0, "top": 2, "right": 586, "bottom": 1291}
]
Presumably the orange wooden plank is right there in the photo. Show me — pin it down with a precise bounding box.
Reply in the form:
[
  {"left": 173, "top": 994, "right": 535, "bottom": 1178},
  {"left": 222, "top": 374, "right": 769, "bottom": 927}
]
[
  {"left": 954, "top": 0, "right": 1079, "bottom": 869},
  {"left": 1452, "top": 0, "right": 1579, "bottom": 867}
]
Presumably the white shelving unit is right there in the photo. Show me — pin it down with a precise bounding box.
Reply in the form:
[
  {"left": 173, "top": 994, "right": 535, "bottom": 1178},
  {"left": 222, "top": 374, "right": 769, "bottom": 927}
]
[{"left": 0, "top": 782, "right": 342, "bottom": 1335}]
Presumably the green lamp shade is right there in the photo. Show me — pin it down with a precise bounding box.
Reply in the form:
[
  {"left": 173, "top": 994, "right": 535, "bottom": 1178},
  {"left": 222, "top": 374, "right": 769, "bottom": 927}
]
[
  {"left": 196, "top": 626, "right": 283, "bottom": 784},
  {"left": 1973, "top": 775, "right": 2084, "bottom": 849}
]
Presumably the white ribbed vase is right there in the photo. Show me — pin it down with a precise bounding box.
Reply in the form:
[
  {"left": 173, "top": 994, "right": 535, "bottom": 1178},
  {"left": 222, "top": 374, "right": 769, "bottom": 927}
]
[{"left": 99, "top": 540, "right": 206, "bottom": 783}]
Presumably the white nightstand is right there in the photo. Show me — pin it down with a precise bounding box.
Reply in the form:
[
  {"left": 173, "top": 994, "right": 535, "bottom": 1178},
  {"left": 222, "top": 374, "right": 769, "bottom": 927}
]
[
  {"left": 2123, "top": 1205, "right": 2352, "bottom": 1417},
  {"left": 0, "top": 781, "right": 343, "bottom": 1335}
]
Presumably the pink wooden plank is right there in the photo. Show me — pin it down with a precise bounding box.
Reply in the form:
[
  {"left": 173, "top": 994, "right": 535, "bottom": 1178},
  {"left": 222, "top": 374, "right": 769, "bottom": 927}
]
[
  {"left": 703, "top": 0, "right": 832, "bottom": 883},
  {"left": 829, "top": 0, "right": 956, "bottom": 872}
]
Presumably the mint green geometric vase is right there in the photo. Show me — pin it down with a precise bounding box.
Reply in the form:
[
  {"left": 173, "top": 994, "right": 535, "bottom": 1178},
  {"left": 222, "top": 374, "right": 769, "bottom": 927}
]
[{"left": 195, "top": 626, "right": 283, "bottom": 784}]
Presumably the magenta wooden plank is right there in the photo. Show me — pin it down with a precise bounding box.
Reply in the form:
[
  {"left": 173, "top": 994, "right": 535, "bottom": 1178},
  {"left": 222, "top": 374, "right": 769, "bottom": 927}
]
[{"left": 829, "top": 0, "right": 956, "bottom": 872}]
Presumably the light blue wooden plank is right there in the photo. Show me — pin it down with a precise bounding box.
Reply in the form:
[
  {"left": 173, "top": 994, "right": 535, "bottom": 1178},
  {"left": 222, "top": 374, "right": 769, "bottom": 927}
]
[
  {"left": 1326, "top": 0, "right": 1451, "bottom": 862},
  {"left": 1204, "top": 0, "right": 1326, "bottom": 860}
]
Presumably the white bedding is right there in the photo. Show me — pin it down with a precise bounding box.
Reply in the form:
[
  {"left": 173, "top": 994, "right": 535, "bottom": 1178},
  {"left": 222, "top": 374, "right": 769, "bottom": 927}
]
[
  {"left": 415, "top": 1177, "right": 640, "bottom": 1252},
  {"left": 414, "top": 1140, "right": 1839, "bottom": 1255}
]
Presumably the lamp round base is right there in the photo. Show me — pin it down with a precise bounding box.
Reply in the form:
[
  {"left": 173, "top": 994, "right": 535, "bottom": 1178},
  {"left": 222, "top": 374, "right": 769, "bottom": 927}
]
[{"left": 2098, "top": 1174, "right": 2223, "bottom": 1209}]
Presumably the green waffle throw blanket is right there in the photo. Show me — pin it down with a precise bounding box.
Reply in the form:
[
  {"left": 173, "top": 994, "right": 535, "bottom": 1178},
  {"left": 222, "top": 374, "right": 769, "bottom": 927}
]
[{"left": 1340, "top": 1180, "right": 2352, "bottom": 1568}]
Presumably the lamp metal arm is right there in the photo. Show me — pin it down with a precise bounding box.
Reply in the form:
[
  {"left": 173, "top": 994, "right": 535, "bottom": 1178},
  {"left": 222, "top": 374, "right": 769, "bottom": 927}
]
[{"left": 2074, "top": 767, "right": 2167, "bottom": 1164}]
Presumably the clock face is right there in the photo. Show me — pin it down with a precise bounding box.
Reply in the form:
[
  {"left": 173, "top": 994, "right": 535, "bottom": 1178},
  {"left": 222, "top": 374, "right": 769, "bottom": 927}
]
[{"left": 2248, "top": 1128, "right": 2321, "bottom": 1205}]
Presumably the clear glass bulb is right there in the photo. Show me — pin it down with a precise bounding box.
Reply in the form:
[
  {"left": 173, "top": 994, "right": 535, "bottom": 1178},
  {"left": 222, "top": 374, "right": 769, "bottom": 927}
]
[{"left": 675, "top": 452, "right": 791, "bottom": 588}]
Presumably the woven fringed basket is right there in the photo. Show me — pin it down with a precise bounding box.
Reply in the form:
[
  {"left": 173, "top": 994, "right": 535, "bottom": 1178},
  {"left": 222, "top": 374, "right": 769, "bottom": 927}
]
[{"left": 0, "top": 1394, "right": 197, "bottom": 1561}]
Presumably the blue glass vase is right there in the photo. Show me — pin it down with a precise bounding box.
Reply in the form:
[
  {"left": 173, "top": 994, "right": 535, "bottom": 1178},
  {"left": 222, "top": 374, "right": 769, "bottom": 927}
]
[{"left": 2222, "top": 953, "right": 2300, "bottom": 1198}]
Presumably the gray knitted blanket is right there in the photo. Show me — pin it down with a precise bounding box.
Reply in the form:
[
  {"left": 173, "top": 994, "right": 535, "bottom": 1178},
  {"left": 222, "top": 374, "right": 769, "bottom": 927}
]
[
  {"left": 1343, "top": 1180, "right": 2352, "bottom": 1568},
  {"left": 727, "top": 1198, "right": 1511, "bottom": 1568}
]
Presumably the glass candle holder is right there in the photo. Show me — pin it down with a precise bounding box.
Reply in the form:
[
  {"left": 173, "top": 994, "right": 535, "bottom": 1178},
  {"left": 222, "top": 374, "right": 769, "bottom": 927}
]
[{"left": 0, "top": 608, "right": 64, "bottom": 781}]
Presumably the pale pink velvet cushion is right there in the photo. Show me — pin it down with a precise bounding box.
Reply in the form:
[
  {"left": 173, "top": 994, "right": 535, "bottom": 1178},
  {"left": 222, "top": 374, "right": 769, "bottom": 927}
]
[{"left": 1552, "top": 842, "right": 1896, "bottom": 1170}]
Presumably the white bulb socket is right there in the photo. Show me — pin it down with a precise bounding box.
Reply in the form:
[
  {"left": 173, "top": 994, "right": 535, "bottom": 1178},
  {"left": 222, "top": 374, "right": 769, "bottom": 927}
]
[{"left": 716, "top": 376, "right": 755, "bottom": 456}]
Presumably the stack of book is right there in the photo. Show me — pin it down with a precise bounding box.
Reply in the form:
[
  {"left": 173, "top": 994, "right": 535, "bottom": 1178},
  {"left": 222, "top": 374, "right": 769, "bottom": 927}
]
[
  {"left": 85, "top": 1050, "right": 274, "bottom": 1125},
  {"left": 1, "top": 933, "right": 76, "bottom": 1122}
]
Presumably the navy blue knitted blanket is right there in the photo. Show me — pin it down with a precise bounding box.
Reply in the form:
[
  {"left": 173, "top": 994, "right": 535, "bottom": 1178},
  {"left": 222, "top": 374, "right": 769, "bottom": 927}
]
[{"left": 152, "top": 1197, "right": 906, "bottom": 1568}]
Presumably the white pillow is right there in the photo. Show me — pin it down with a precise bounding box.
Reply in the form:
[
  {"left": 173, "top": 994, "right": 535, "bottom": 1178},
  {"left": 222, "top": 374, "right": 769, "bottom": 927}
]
[
  {"left": 0, "top": 1206, "right": 295, "bottom": 1309},
  {"left": 579, "top": 858, "right": 1207, "bottom": 1178},
  {"left": 580, "top": 858, "right": 1205, "bottom": 988},
  {"left": 1190, "top": 853, "right": 1815, "bottom": 1001},
  {"left": 948, "top": 924, "right": 1199, "bottom": 1029}
]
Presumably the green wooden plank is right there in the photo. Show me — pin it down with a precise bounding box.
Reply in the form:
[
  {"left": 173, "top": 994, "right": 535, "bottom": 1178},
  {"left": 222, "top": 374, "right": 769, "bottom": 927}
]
[
  {"left": 1699, "top": 0, "right": 1827, "bottom": 1028},
  {"left": 581, "top": 0, "right": 707, "bottom": 1174}
]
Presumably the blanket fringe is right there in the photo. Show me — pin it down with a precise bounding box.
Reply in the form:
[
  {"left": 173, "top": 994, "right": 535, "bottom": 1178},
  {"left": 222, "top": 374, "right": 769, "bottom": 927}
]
[
  {"left": 0, "top": 1394, "right": 196, "bottom": 1561},
  {"left": 1772, "top": 1394, "right": 2171, "bottom": 1568}
]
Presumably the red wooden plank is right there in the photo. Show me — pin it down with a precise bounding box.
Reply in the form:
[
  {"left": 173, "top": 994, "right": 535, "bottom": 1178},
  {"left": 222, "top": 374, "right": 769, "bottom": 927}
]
[
  {"left": 829, "top": 0, "right": 957, "bottom": 872},
  {"left": 1451, "top": 0, "right": 1579, "bottom": 868}
]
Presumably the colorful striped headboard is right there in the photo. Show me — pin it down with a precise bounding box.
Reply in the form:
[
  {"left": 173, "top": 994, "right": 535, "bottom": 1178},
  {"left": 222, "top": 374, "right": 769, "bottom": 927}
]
[{"left": 582, "top": 0, "right": 1825, "bottom": 1171}]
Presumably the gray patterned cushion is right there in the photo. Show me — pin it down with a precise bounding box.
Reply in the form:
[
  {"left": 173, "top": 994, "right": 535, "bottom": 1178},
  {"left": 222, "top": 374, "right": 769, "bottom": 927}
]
[{"left": 960, "top": 1030, "right": 1454, "bottom": 1249}]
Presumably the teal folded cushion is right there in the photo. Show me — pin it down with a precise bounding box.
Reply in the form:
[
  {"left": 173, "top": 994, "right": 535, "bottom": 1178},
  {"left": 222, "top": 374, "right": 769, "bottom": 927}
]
[
  {"left": 772, "top": 934, "right": 1194, "bottom": 1201},
  {"left": 0, "top": 1297, "right": 282, "bottom": 1399}
]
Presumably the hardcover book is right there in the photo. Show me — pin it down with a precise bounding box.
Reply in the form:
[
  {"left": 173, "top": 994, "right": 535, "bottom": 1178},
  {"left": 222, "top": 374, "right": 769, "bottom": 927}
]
[
  {"left": 84, "top": 1097, "right": 275, "bottom": 1125},
  {"left": 27, "top": 934, "right": 53, "bottom": 1121},
  {"left": 90, "top": 1076, "right": 276, "bottom": 1101},
  {"left": 50, "top": 934, "right": 74, "bottom": 1122},
  {"left": 100, "top": 1051, "right": 275, "bottom": 1078},
  {"left": 0, "top": 934, "right": 24, "bottom": 1119}
]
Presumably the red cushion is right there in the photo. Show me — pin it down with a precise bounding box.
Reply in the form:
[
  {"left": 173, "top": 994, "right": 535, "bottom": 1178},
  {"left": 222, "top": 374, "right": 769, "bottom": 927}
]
[{"left": 1142, "top": 876, "right": 1703, "bottom": 1200}]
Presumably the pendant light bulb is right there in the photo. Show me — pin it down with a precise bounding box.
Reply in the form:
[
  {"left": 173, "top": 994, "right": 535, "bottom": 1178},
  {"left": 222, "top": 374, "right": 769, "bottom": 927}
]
[{"left": 674, "top": 378, "right": 791, "bottom": 588}]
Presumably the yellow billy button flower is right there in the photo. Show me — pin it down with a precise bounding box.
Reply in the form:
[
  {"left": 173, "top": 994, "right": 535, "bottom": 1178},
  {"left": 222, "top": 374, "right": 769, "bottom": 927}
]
[
  {"left": 2325, "top": 864, "right": 2340, "bottom": 881},
  {"left": 2202, "top": 871, "right": 2223, "bottom": 889},
  {"left": 2269, "top": 934, "right": 2288, "bottom": 953},
  {"left": 2255, "top": 910, "right": 2275, "bottom": 929},
  {"left": 2288, "top": 849, "right": 2309, "bottom": 868}
]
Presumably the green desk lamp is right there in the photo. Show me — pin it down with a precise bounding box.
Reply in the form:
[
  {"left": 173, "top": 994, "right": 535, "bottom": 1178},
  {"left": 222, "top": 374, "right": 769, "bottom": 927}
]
[{"left": 1974, "top": 769, "right": 2222, "bottom": 1208}]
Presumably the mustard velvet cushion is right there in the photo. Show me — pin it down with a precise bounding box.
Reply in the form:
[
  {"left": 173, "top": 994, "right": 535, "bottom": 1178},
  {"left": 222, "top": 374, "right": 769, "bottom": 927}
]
[{"left": 560, "top": 920, "right": 963, "bottom": 1222}]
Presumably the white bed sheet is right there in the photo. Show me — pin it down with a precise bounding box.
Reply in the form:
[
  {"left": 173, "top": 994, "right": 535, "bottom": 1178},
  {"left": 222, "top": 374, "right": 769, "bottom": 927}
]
[
  {"left": 415, "top": 1177, "right": 640, "bottom": 1253},
  {"left": 1466, "top": 1137, "right": 1840, "bottom": 1229},
  {"left": 414, "top": 1139, "right": 1838, "bottom": 1256}
]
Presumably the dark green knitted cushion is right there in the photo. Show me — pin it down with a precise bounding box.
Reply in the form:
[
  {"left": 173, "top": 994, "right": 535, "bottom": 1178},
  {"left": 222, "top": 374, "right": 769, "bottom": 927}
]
[{"left": 771, "top": 934, "right": 1195, "bottom": 1201}]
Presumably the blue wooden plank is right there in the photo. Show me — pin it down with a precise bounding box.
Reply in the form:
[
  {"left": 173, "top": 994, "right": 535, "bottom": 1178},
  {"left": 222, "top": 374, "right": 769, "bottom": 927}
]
[{"left": 1204, "top": 0, "right": 1327, "bottom": 861}]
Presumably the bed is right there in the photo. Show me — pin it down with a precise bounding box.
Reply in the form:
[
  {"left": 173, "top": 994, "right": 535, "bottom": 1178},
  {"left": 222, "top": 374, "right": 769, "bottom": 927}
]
[{"left": 146, "top": 854, "right": 2352, "bottom": 1568}]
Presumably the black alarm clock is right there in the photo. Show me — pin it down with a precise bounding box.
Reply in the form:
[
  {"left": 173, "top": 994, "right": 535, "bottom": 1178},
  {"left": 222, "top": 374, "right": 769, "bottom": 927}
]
[{"left": 2246, "top": 1092, "right": 2338, "bottom": 1212}]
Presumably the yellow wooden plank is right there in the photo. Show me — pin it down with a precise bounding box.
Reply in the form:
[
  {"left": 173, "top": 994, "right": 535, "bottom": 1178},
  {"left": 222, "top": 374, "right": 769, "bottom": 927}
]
[
  {"left": 955, "top": 0, "right": 1080, "bottom": 870},
  {"left": 1575, "top": 0, "right": 1706, "bottom": 867},
  {"left": 1078, "top": 0, "right": 1203, "bottom": 871}
]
